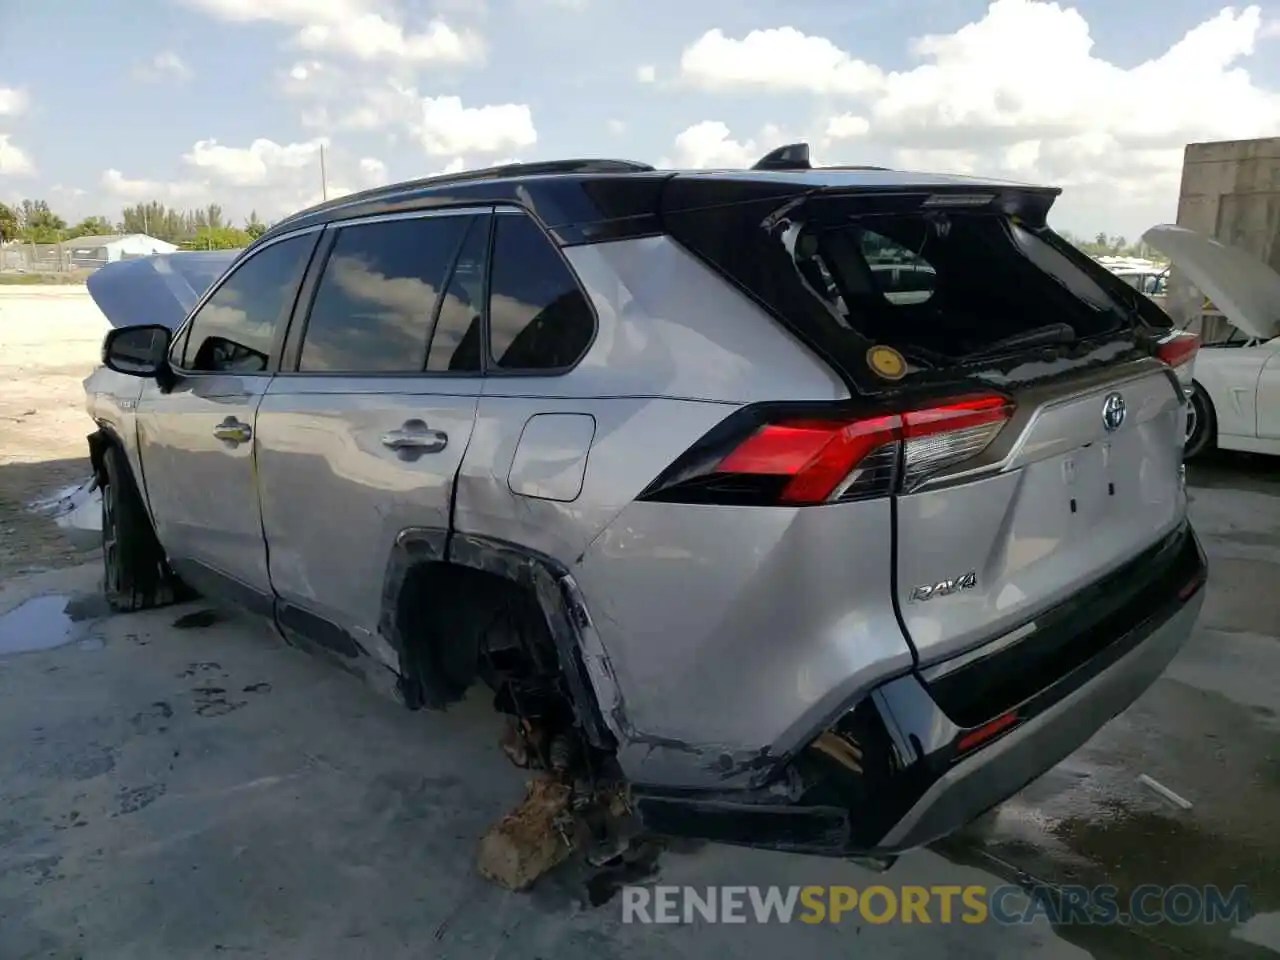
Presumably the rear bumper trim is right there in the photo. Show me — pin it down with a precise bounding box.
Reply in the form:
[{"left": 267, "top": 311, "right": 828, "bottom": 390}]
[{"left": 632, "top": 523, "right": 1207, "bottom": 856}]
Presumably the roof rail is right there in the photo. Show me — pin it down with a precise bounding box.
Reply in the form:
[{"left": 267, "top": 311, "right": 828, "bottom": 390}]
[
  {"left": 273, "top": 157, "right": 656, "bottom": 230},
  {"left": 752, "top": 143, "right": 812, "bottom": 171}
]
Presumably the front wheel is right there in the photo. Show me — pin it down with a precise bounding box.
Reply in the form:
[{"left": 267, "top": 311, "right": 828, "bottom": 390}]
[
  {"left": 101, "top": 444, "right": 187, "bottom": 611},
  {"left": 1183, "top": 383, "right": 1216, "bottom": 460}
]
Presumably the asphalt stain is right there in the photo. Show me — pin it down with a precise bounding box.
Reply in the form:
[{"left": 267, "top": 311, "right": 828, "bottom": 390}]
[
  {"left": 57, "top": 744, "right": 116, "bottom": 781},
  {"left": 242, "top": 682, "right": 272, "bottom": 693},
  {"left": 192, "top": 685, "right": 246, "bottom": 718},
  {"left": 115, "top": 783, "right": 166, "bottom": 815},
  {"left": 63, "top": 593, "right": 112, "bottom": 622},
  {"left": 131, "top": 701, "right": 173, "bottom": 733},
  {"left": 177, "top": 662, "right": 223, "bottom": 679},
  {"left": 172, "top": 609, "right": 224, "bottom": 629}
]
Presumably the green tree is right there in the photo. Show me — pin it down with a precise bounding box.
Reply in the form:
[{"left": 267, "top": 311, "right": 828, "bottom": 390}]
[
  {"left": 244, "top": 210, "right": 267, "bottom": 240},
  {"left": 15, "top": 200, "right": 67, "bottom": 243},
  {"left": 65, "top": 216, "right": 115, "bottom": 239},
  {"left": 0, "top": 201, "right": 16, "bottom": 242},
  {"left": 183, "top": 225, "right": 252, "bottom": 250}
]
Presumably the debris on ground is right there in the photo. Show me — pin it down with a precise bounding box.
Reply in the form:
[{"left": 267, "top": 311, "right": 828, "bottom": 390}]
[
  {"left": 478, "top": 776, "right": 576, "bottom": 891},
  {"left": 1137, "top": 773, "right": 1194, "bottom": 810},
  {"left": 481, "top": 720, "right": 641, "bottom": 893}
]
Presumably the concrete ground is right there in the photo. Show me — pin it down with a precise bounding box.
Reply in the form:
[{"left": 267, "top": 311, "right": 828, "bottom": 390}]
[{"left": 1, "top": 287, "right": 1278, "bottom": 958}]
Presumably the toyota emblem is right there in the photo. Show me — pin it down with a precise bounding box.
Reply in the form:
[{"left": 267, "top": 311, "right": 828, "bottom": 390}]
[{"left": 1101, "top": 392, "right": 1126, "bottom": 433}]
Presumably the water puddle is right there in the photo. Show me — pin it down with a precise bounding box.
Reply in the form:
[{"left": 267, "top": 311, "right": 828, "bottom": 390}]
[
  {"left": 0, "top": 594, "right": 107, "bottom": 655},
  {"left": 27, "top": 479, "right": 102, "bottom": 539}
]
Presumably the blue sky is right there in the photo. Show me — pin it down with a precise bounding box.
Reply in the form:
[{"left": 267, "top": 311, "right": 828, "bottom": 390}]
[{"left": 2, "top": 0, "right": 1279, "bottom": 238}]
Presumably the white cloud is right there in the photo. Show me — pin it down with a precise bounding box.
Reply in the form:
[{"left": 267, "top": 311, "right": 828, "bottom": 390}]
[
  {"left": 183, "top": 137, "right": 327, "bottom": 186},
  {"left": 666, "top": 121, "right": 764, "bottom": 169},
  {"left": 0, "top": 134, "right": 34, "bottom": 176},
  {"left": 670, "top": 1, "right": 1280, "bottom": 234},
  {"left": 101, "top": 169, "right": 206, "bottom": 201},
  {"left": 0, "top": 87, "right": 29, "bottom": 117},
  {"left": 358, "top": 156, "right": 388, "bottom": 185},
  {"left": 132, "top": 51, "right": 193, "bottom": 83},
  {"left": 287, "top": 60, "right": 321, "bottom": 81},
  {"left": 825, "top": 114, "right": 870, "bottom": 140},
  {"left": 416, "top": 96, "right": 536, "bottom": 156},
  {"left": 183, "top": 0, "right": 484, "bottom": 64},
  {"left": 635, "top": 64, "right": 656, "bottom": 83},
  {"left": 607, "top": 119, "right": 626, "bottom": 135},
  {"left": 680, "top": 27, "right": 882, "bottom": 95}
]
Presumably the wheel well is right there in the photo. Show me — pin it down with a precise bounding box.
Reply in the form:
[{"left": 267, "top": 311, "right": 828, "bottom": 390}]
[
  {"left": 393, "top": 560, "right": 588, "bottom": 740},
  {"left": 88, "top": 427, "right": 116, "bottom": 484}
]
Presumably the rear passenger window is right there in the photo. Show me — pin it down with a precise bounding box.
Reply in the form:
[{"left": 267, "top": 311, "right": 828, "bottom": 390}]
[
  {"left": 488, "top": 214, "right": 595, "bottom": 371},
  {"left": 298, "top": 215, "right": 470, "bottom": 373},
  {"left": 182, "top": 234, "right": 316, "bottom": 373},
  {"left": 425, "top": 216, "right": 487, "bottom": 373}
]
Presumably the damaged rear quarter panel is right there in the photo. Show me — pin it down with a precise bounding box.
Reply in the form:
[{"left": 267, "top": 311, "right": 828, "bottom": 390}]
[{"left": 569, "top": 497, "right": 914, "bottom": 789}]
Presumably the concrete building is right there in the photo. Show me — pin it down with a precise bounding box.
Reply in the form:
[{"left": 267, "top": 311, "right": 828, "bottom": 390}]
[
  {"left": 1171, "top": 137, "right": 1280, "bottom": 341},
  {"left": 64, "top": 233, "right": 178, "bottom": 268}
]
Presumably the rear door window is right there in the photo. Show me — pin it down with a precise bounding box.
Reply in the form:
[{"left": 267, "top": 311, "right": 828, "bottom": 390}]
[
  {"left": 298, "top": 214, "right": 471, "bottom": 373},
  {"left": 487, "top": 213, "right": 595, "bottom": 371},
  {"left": 182, "top": 233, "right": 317, "bottom": 373},
  {"left": 425, "top": 216, "right": 487, "bottom": 374}
]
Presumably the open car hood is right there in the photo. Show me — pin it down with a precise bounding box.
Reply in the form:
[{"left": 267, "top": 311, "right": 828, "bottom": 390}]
[
  {"left": 1141, "top": 224, "right": 1280, "bottom": 341},
  {"left": 86, "top": 250, "right": 239, "bottom": 330}
]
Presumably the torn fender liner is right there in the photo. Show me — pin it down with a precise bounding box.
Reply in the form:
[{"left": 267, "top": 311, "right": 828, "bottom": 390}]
[{"left": 447, "top": 533, "right": 622, "bottom": 750}]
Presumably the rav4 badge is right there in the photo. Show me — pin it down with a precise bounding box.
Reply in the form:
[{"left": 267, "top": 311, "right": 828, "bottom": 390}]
[{"left": 909, "top": 571, "right": 978, "bottom": 602}]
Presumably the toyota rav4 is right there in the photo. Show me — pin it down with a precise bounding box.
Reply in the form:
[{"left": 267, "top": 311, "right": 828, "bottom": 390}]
[{"left": 83, "top": 144, "right": 1207, "bottom": 858}]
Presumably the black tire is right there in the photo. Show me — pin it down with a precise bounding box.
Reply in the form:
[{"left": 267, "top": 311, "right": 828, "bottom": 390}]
[
  {"left": 1183, "top": 382, "right": 1216, "bottom": 460},
  {"left": 100, "top": 443, "right": 187, "bottom": 611}
]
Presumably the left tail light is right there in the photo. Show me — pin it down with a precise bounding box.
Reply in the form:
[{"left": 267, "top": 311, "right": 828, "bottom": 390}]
[
  {"left": 638, "top": 394, "right": 1014, "bottom": 507},
  {"left": 1156, "top": 330, "right": 1200, "bottom": 390}
]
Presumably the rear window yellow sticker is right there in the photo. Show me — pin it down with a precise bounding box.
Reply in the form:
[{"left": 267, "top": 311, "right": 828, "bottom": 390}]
[{"left": 867, "top": 345, "right": 906, "bottom": 380}]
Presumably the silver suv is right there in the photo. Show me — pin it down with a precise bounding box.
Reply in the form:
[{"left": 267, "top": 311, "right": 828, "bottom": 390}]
[{"left": 84, "top": 145, "right": 1208, "bottom": 858}]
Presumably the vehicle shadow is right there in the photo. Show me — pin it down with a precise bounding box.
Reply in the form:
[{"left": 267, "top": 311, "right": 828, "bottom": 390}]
[
  {"left": 1187, "top": 449, "right": 1280, "bottom": 494},
  {"left": 0, "top": 456, "right": 99, "bottom": 579}
]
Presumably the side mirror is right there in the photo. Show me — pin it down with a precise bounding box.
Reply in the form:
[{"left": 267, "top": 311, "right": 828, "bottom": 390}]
[{"left": 102, "top": 324, "right": 172, "bottom": 378}]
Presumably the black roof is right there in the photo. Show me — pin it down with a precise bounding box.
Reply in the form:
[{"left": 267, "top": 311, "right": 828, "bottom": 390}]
[{"left": 259, "top": 143, "right": 1056, "bottom": 248}]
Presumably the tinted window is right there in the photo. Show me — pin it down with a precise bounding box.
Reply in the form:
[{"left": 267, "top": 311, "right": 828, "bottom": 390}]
[
  {"left": 488, "top": 215, "right": 595, "bottom": 371},
  {"left": 299, "top": 215, "right": 470, "bottom": 373},
  {"left": 425, "top": 216, "right": 487, "bottom": 373},
  {"left": 183, "top": 235, "right": 315, "bottom": 373}
]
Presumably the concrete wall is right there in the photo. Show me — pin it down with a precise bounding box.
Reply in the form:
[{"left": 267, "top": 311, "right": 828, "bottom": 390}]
[{"left": 1171, "top": 137, "right": 1280, "bottom": 341}]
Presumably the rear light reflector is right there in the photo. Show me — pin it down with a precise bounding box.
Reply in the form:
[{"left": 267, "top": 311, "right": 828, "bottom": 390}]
[
  {"left": 1156, "top": 331, "right": 1200, "bottom": 388},
  {"left": 955, "top": 710, "right": 1020, "bottom": 754},
  {"left": 640, "top": 393, "right": 1014, "bottom": 507}
]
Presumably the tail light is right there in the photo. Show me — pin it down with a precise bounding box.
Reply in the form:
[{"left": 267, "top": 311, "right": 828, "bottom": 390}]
[
  {"left": 1156, "top": 331, "right": 1200, "bottom": 390},
  {"left": 639, "top": 394, "right": 1013, "bottom": 507}
]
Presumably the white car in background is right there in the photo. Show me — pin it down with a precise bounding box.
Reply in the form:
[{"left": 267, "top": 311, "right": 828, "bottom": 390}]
[{"left": 1142, "top": 225, "right": 1280, "bottom": 459}]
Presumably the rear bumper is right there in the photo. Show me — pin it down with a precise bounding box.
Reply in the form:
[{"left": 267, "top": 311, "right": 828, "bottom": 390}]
[{"left": 633, "top": 522, "right": 1207, "bottom": 856}]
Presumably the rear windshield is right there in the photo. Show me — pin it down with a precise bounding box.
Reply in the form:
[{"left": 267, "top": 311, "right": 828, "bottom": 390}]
[{"left": 787, "top": 211, "right": 1127, "bottom": 368}]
